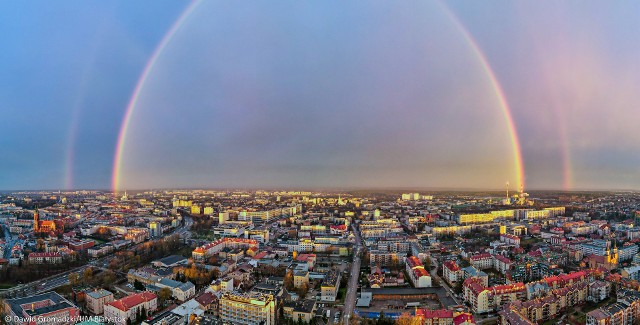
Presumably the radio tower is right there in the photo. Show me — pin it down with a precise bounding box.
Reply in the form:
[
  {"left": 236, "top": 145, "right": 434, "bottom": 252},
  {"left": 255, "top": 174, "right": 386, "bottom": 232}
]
[{"left": 506, "top": 182, "right": 509, "bottom": 200}]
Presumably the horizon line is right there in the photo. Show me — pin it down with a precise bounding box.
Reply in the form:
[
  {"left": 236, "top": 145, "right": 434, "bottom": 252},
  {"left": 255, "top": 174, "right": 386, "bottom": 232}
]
[{"left": 2, "top": 186, "right": 639, "bottom": 193}]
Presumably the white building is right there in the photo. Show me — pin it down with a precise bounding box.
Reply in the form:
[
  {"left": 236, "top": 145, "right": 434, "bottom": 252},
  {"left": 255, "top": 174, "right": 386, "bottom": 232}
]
[
  {"left": 86, "top": 289, "right": 114, "bottom": 315},
  {"left": 104, "top": 292, "right": 158, "bottom": 325}
]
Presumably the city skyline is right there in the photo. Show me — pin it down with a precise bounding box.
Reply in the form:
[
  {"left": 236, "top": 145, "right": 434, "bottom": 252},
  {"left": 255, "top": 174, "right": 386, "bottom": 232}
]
[{"left": 2, "top": 1, "right": 640, "bottom": 191}]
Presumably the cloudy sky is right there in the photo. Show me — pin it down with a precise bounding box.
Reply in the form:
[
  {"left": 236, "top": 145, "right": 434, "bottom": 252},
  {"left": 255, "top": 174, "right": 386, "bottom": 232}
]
[{"left": 1, "top": 1, "right": 639, "bottom": 191}]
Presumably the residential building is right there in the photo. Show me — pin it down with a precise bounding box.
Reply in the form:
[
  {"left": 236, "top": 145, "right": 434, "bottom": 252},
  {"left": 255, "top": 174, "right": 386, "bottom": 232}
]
[
  {"left": 470, "top": 253, "right": 493, "bottom": 270},
  {"left": 293, "top": 271, "right": 309, "bottom": 289},
  {"left": 321, "top": 271, "right": 341, "bottom": 302},
  {"left": 4, "top": 292, "right": 80, "bottom": 325},
  {"left": 406, "top": 256, "right": 432, "bottom": 288},
  {"left": 283, "top": 300, "right": 317, "bottom": 323},
  {"left": 104, "top": 292, "right": 158, "bottom": 325},
  {"left": 443, "top": 260, "right": 462, "bottom": 286},
  {"left": 156, "top": 278, "right": 196, "bottom": 302},
  {"left": 219, "top": 291, "right": 275, "bottom": 325},
  {"left": 86, "top": 289, "right": 114, "bottom": 315}
]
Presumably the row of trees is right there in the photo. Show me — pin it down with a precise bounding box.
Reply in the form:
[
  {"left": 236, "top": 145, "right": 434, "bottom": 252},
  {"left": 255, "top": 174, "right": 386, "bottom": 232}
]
[
  {"left": 108, "top": 234, "right": 184, "bottom": 272},
  {"left": 172, "top": 263, "right": 218, "bottom": 287},
  {"left": 0, "top": 257, "right": 84, "bottom": 284},
  {"left": 68, "top": 268, "right": 116, "bottom": 288},
  {"left": 344, "top": 312, "right": 423, "bottom": 325}
]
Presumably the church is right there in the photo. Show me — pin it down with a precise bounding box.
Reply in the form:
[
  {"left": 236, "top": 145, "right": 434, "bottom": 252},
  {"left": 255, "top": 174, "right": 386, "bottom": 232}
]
[
  {"left": 33, "top": 209, "right": 63, "bottom": 236},
  {"left": 587, "top": 241, "right": 619, "bottom": 271}
]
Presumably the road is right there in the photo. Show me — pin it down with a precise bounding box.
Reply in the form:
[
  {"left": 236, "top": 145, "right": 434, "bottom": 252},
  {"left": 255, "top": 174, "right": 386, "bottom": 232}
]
[
  {"left": 428, "top": 257, "right": 460, "bottom": 306},
  {"left": 2, "top": 224, "right": 22, "bottom": 260},
  {"left": 343, "top": 223, "right": 363, "bottom": 325},
  {"left": 0, "top": 212, "right": 193, "bottom": 299},
  {"left": 0, "top": 265, "right": 85, "bottom": 298},
  {"left": 176, "top": 211, "right": 194, "bottom": 240}
]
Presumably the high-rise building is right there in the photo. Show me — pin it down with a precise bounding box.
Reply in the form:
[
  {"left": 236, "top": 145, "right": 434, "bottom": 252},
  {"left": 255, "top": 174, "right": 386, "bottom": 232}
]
[
  {"left": 149, "top": 222, "right": 162, "bottom": 237},
  {"left": 5, "top": 292, "right": 80, "bottom": 325},
  {"left": 219, "top": 292, "right": 275, "bottom": 325}
]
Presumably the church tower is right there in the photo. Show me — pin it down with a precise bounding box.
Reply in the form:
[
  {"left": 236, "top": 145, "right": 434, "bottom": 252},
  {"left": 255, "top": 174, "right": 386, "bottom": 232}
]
[
  {"left": 33, "top": 208, "right": 40, "bottom": 232},
  {"left": 605, "top": 240, "right": 619, "bottom": 268}
]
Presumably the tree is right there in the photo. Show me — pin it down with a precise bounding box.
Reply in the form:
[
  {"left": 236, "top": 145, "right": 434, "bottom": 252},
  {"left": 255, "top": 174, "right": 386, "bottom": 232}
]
[
  {"left": 83, "top": 268, "right": 93, "bottom": 282},
  {"left": 102, "top": 270, "right": 116, "bottom": 287},
  {"left": 158, "top": 287, "right": 173, "bottom": 305},
  {"left": 284, "top": 270, "right": 294, "bottom": 290},
  {"left": 134, "top": 280, "right": 145, "bottom": 291},
  {"left": 36, "top": 239, "right": 45, "bottom": 252},
  {"left": 0, "top": 297, "right": 5, "bottom": 318},
  {"left": 377, "top": 311, "right": 394, "bottom": 325},
  {"left": 395, "top": 313, "right": 422, "bottom": 325},
  {"left": 299, "top": 283, "right": 309, "bottom": 299},
  {"left": 423, "top": 258, "right": 432, "bottom": 270},
  {"left": 69, "top": 273, "right": 80, "bottom": 286}
]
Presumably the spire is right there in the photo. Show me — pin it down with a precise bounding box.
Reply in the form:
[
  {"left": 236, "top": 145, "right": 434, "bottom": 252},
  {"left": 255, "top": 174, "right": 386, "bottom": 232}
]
[
  {"left": 506, "top": 181, "right": 509, "bottom": 200},
  {"left": 33, "top": 207, "right": 40, "bottom": 233}
]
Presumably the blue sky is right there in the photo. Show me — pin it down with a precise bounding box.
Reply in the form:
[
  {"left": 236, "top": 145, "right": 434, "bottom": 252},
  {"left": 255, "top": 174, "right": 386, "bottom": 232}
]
[{"left": 2, "top": 1, "right": 640, "bottom": 191}]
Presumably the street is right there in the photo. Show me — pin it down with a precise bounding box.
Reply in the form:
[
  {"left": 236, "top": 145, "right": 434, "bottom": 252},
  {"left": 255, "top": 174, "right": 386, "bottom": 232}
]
[
  {"left": 428, "top": 256, "right": 461, "bottom": 306},
  {"left": 343, "top": 223, "right": 363, "bottom": 325},
  {"left": 0, "top": 214, "right": 193, "bottom": 299}
]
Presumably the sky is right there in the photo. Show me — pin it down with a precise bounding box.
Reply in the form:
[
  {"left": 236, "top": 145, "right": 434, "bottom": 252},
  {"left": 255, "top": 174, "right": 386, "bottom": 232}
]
[{"left": 1, "top": 1, "right": 640, "bottom": 191}]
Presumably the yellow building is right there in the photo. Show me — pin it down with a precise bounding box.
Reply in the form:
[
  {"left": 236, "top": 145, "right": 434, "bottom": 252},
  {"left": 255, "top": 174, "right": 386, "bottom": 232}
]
[
  {"left": 283, "top": 300, "right": 317, "bottom": 323},
  {"left": 458, "top": 213, "right": 495, "bottom": 225},
  {"left": 293, "top": 271, "right": 310, "bottom": 289},
  {"left": 219, "top": 292, "right": 275, "bottom": 325}
]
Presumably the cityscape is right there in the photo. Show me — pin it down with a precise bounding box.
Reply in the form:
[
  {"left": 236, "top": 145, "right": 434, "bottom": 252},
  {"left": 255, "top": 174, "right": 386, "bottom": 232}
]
[
  {"left": 2, "top": 1, "right": 640, "bottom": 325},
  {"left": 1, "top": 190, "right": 640, "bottom": 325}
]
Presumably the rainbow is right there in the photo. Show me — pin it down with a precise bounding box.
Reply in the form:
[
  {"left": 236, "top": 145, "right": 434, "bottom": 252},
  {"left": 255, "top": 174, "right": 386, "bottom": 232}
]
[
  {"left": 111, "top": 1, "right": 526, "bottom": 192},
  {"left": 438, "top": 2, "right": 525, "bottom": 190},
  {"left": 111, "top": 0, "right": 202, "bottom": 192}
]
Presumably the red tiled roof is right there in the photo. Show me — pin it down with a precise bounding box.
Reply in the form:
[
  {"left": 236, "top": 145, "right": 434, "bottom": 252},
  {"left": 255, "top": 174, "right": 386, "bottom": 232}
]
[
  {"left": 492, "top": 282, "right": 525, "bottom": 293},
  {"left": 470, "top": 253, "right": 492, "bottom": 261},
  {"left": 443, "top": 260, "right": 460, "bottom": 271},
  {"left": 414, "top": 268, "right": 429, "bottom": 278},
  {"left": 416, "top": 309, "right": 453, "bottom": 319},
  {"left": 29, "top": 252, "right": 61, "bottom": 258},
  {"left": 463, "top": 278, "right": 486, "bottom": 294},
  {"left": 407, "top": 256, "right": 423, "bottom": 269},
  {"left": 453, "top": 313, "right": 475, "bottom": 325},
  {"left": 195, "top": 292, "right": 216, "bottom": 306},
  {"left": 545, "top": 271, "right": 585, "bottom": 286},
  {"left": 253, "top": 252, "right": 268, "bottom": 260},
  {"left": 296, "top": 253, "right": 316, "bottom": 261},
  {"left": 494, "top": 255, "right": 512, "bottom": 264},
  {"left": 106, "top": 292, "right": 157, "bottom": 312},
  {"left": 193, "top": 238, "right": 259, "bottom": 253}
]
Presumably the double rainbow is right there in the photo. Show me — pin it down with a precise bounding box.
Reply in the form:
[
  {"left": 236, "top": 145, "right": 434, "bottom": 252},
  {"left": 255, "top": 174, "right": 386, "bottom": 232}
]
[{"left": 111, "top": 1, "right": 526, "bottom": 192}]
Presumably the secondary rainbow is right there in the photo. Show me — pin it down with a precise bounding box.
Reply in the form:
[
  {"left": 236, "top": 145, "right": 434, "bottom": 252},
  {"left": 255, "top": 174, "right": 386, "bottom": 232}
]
[
  {"left": 112, "top": 2, "right": 526, "bottom": 192},
  {"left": 111, "top": 0, "right": 202, "bottom": 192}
]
